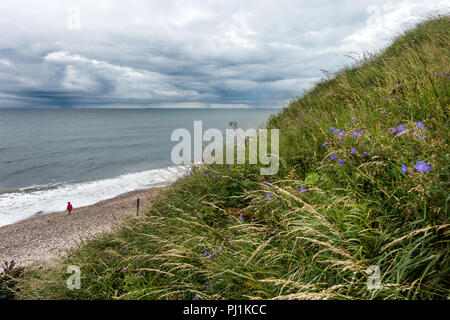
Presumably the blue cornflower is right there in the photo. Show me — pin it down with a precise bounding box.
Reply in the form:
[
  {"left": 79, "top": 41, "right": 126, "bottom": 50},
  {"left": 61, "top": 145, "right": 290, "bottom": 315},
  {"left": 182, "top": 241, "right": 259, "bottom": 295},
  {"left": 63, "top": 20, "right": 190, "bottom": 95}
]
[
  {"left": 338, "top": 159, "right": 345, "bottom": 165},
  {"left": 415, "top": 161, "right": 432, "bottom": 173},
  {"left": 415, "top": 121, "right": 424, "bottom": 130},
  {"left": 396, "top": 125, "right": 405, "bottom": 134},
  {"left": 337, "top": 130, "right": 345, "bottom": 138},
  {"left": 351, "top": 148, "right": 356, "bottom": 154},
  {"left": 401, "top": 164, "right": 407, "bottom": 175},
  {"left": 330, "top": 154, "right": 337, "bottom": 161}
]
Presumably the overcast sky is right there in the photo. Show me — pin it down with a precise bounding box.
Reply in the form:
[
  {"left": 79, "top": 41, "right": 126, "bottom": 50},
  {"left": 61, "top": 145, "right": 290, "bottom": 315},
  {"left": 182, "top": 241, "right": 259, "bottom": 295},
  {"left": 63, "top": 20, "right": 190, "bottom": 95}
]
[{"left": 0, "top": 0, "right": 448, "bottom": 108}]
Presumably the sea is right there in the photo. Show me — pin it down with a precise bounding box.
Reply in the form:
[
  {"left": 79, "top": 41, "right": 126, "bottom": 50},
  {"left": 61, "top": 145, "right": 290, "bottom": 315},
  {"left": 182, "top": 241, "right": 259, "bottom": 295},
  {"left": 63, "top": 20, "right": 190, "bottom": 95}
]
[{"left": 0, "top": 108, "right": 276, "bottom": 227}]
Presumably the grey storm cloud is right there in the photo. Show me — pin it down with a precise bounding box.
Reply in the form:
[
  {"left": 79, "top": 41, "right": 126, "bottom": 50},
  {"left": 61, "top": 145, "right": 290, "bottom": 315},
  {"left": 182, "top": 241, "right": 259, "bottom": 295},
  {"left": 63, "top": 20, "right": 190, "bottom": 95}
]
[{"left": 0, "top": 0, "right": 448, "bottom": 108}]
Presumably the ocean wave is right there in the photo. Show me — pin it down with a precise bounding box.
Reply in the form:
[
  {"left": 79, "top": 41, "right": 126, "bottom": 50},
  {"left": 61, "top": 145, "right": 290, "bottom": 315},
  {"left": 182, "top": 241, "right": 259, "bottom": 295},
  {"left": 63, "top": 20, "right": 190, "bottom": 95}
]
[{"left": 0, "top": 165, "right": 188, "bottom": 227}]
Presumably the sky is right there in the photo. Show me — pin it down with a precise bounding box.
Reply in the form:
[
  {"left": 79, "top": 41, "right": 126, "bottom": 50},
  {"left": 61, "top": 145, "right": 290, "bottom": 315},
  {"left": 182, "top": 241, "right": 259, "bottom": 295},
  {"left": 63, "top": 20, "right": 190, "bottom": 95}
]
[{"left": 0, "top": 0, "right": 448, "bottom": 109}]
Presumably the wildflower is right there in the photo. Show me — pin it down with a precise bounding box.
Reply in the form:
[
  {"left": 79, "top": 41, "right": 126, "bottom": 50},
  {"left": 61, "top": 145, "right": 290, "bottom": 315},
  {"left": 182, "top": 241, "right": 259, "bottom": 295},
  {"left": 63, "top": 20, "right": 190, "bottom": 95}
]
[
  {"left": 352, "top": 117, "right": 356, "bottom": 122},
  {"left": 238, "top": 215, "right": 243, "bottom": 222},
  {"left": 415, "top": 121, "right": 424, "bottom": 130},
  {"left": 193, "top": 295, "right": 199, "bottom": 300},
  {"left": 203, "top": 249, "right": 208, "bottom": 257},
  {"left": 414, "top": 161, "right": 432, "bottom": 173},
  {"left": 210, "top": 251, "right": 215, "bottom": 260},
  {"left": 136, "top": 274, "right": 141, "bottom": 278},
  {"left": 322, "top": 142, "right": 329, "bottom": 148},
  {"left": 394, "top": 94, "right": 398, "bottom": 99},
  {"left": 206, "top": 283, "right": 210, "bottom": 291},
  {"left": 182, "top": 292, "right": 185, "bottom": 299},
  {"left": 338, "top": 159, "right": 345, "bottom": 165},
  {"left": 401, "top": 164, "right": 407, "bottom": 175},
  {"left": 351, "top": 148, "right": 356, "bottom": 154},
  {"left": 352, "top": 131, "right": 358, "bottom": 138},
  {"left": 300, "top": 186, "right": 306, "bottom": 192},
  {"left": 330, "top": 154, "right": 337, "bottom": 161},
  {"left": 226, "top": 234, "right": 230, "bottom": 239},
  {"left": 363, "top": 151, "right": 367, "bottom": 157},
  {"left": 329, "top": 127, "right": 335, "bottom": 132},
  {"left": 337, "top": 130, "right": 345, "bottom": 138},
  {"left": 218, "top": 245, "right": 223, "bottom": 252},
  {"left": 396, "top": 125, "right": 405, "bottom": 134},
  {"left": 122, "top": 268, "right": 127, "bottom": 272},
  {"left": 266, "top": 193, "right": 272, "bottom": 199}
]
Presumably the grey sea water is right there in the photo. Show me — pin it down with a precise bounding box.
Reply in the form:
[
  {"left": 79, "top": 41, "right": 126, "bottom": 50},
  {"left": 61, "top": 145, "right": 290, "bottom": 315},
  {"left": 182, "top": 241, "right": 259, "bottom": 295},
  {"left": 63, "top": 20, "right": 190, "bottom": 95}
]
[{"left": 0, "top": 108, "right": 275, "bottom": 226}]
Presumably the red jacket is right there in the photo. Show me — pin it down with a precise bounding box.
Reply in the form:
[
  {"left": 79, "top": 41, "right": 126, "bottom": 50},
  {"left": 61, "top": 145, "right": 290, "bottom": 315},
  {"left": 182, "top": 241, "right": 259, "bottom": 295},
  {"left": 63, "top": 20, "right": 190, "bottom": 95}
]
[{"left": 67, "top": 204, "right": 73, "bottom": 211}]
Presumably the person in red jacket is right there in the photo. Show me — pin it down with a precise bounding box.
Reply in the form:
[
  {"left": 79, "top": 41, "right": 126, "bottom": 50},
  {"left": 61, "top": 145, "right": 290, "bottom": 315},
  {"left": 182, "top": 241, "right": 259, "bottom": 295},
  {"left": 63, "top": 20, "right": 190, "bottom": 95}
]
[{"left": 66, "top": 202, "right": 73, "bottom": 215}]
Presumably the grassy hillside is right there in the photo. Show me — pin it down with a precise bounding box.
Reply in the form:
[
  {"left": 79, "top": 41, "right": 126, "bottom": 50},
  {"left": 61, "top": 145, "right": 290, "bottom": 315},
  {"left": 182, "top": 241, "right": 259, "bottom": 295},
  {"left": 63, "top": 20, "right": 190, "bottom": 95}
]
[{"left": 12, "top": 17, "right": 449, "bottom": 300}]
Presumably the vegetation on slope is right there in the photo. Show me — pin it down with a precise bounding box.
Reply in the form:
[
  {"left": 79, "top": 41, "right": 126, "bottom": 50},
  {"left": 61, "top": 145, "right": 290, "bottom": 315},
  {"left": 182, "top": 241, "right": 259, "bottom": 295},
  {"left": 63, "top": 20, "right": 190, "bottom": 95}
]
[{"left": 14, "top": 17, "right": 449, "bottom": 300}]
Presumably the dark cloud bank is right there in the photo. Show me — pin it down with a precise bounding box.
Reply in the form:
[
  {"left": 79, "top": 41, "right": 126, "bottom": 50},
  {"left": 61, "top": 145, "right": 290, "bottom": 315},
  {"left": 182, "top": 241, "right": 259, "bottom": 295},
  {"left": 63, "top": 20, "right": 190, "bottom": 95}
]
[{"left": 0, "top": 0, "right": 447, "bottom": 109}]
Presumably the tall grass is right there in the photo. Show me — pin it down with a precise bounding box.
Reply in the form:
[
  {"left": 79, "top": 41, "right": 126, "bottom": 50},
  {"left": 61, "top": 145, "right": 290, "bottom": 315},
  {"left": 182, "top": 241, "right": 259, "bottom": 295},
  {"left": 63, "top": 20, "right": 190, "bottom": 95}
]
[{"left": 16, "top": 17, "right": 449, "bottom": 300}]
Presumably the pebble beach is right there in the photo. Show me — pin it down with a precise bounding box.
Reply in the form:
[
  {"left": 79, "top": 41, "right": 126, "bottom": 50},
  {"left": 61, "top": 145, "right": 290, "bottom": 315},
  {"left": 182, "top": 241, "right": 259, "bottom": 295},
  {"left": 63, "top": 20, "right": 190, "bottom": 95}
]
[{"left": 0, "top": 187, "right": 165, "bottom": 267}]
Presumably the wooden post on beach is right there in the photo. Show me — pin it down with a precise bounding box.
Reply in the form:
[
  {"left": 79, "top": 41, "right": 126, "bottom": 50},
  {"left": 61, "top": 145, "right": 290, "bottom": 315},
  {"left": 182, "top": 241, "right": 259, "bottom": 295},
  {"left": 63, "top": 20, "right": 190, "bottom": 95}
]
[{"left": 136, "top": 198, "right": 140, "bottom": 216}]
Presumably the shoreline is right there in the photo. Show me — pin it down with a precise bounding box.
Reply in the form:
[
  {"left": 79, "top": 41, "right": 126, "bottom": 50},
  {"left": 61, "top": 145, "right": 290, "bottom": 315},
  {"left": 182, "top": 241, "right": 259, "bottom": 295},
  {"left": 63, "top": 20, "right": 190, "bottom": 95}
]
[{"left": 0, "top": 186, "right": 166, "bottom": 267}]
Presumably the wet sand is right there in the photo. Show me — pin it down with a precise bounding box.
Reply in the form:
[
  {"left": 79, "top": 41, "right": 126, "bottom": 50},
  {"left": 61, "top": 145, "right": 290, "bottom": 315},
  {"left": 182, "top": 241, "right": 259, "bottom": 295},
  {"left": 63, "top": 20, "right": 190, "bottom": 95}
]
[{"left": 0, "top": 187, "right": 166, "bottom": 267}]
